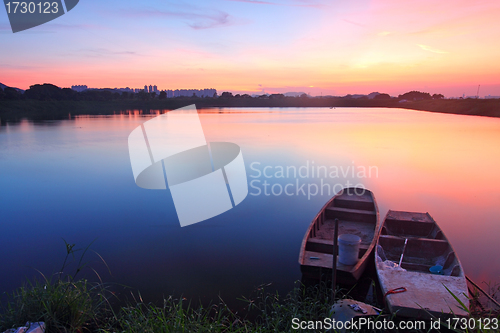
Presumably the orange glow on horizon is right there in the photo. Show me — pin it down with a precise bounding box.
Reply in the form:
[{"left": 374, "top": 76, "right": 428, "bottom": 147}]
[{"left": 1, "top": 0, "right": 499, "bottom": 97}]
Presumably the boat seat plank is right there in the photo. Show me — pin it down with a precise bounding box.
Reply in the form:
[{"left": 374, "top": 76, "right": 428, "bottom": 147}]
[
  {"left": 303, "top": 250, "right": 357, "bottom": 270},
  {"left": 326, "top": 206, "right": 377, "bottom": 223},
  {"left": 313, "top": 219, "right": 375, "bottom": 246},
  {"left": 385, "top": 211, "right": 432, "bottom": 223},
  {"left": 308, "top": 237, "right": 370, "bottom": 250},
  {"left": 379, "top": 234, "right": 449, "bottom": 244},
  {"left": 326, "top": 206, "right": 376, "bottom": 216},
  {"left": 336, "top": 191, "right": 373, "bottom": 202},
  {"left": 306, "top": 237, "right": 370, "bottom": 254},
  {"left": 334, "top": 192, "right": 374, "bottom": 208}
]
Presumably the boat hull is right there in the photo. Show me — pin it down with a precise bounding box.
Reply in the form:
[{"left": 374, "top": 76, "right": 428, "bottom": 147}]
[
  {"left": 298, "top": 187, "right": 380, "bottom": 285},
  {"left": 375, "top": 211, "right": 469, "bottom": 319}
]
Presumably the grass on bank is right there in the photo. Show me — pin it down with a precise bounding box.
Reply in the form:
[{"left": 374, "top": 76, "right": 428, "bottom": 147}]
[
  {"left": 0, "top": 240, "right": 115, "bottom": 332},
  {"left": 0, "top": 241, "right": 336, "bottom": 333},
  {"left": 1, "top": 242, "right": 499, "bottom": 333},
  {"left": 100, "top": 281, "right": 336, "bottom": 333},
  {"left": 3, "top": 279, "right": 499, "bottom": 333},
  {"left": 1, "top": 278, "right": 337, "bottom": 333}
]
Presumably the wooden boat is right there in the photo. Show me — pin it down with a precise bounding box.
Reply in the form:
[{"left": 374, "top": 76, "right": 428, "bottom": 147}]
[
  {"left": 375, "top": 210, "right": 469, "bottom": 319},
  {"left": 298, "top": 187, "right": 379, "bottom": 284}
]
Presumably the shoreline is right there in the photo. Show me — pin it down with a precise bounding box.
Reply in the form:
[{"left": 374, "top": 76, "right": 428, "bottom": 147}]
[{"left": 1, "top": 98, "right": 500, "bottom": 121}]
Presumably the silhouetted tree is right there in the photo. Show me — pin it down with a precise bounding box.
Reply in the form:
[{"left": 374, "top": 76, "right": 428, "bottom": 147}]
[
  {"left": 159, "top": 91, "right": 166, "bottom": 99},
  {"left": 137, "top": 90, "right": 149, "bottom": 101},
  {"left": 220, "top": 92, "right": 233, "bottom": 98},
  {"left": 374, "top": 93, "right": 391, "bottom": 100},
  {"left": 398, "top": 91, "right": 432, "bottom": 100},
  {"left": 24, "top": 83, "right": 63, "bottom": 100},
  {"left": 432, "top": 93, "right": 444, "bottom": 99},
  {"left": 4, "top": 87, "right": 21, "bottom": 100},
  {"left": 61, "top": 88, "right": 78, "bottom": 100}
]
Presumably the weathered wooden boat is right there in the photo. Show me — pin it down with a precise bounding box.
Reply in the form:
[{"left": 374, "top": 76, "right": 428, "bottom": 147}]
[
  {"left": 375, "top": 210, "right": 469, "bottom": 319},
  {"left": 298, "top": 187, "right": 379, "bottom": 284}
]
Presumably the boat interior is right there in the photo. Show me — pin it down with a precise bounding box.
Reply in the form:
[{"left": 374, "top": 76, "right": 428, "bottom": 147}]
[
  {"left": 304, "top": 188, "right": 377, "bottom": 264},
  {"left": 378, "top": 211, "right": 462, "bottom": 277}
]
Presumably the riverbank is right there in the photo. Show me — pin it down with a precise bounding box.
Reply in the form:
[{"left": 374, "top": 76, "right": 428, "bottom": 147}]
[
  {"left": 1, "top": 276, "right": 498, "bottom": 333},
  {"left": 1, "top": 98, "right": 500, "bottom": 121}
]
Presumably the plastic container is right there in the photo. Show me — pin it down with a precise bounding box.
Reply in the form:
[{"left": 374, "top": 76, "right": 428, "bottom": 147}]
[
  {"left": 338, "top": 234, "right": 361, "bottom": 266},
  {"left": 429, "top": 265, "right": 443, "bottom": 275}
]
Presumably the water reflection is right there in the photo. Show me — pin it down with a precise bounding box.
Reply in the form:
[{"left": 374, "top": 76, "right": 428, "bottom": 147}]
[{"left": 0, "top": 107, "right": 499, "bottom": 308}]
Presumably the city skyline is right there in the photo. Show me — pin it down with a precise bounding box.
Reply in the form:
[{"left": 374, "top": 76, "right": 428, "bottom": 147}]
[{"left": 1, "top": 0, "right": 500, "bottom": 97}]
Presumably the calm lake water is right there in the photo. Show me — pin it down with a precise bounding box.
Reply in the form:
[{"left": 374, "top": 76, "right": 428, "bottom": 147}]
[{"left": 1, "top": 107, "right": 499, "bottom": 306}]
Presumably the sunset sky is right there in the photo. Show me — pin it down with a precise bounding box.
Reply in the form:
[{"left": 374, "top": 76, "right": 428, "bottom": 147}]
[{"left": 1, "top": 0, "right": 500, "bottom": 97}]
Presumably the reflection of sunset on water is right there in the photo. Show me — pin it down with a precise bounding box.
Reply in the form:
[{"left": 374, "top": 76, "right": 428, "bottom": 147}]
[
  {"left": 198, "top": 107, "right": 500, "bottom": 282},
  {"left": 68, "top": 107, "right": 500, "bottom": 284},
  {"left": 2, "top": 107, "right": 499, "bottom": 302}
]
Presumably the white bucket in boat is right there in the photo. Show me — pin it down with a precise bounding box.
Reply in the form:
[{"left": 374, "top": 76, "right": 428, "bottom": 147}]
[{"left": 338, "top": 234, "right": 361, "bottom": 266}]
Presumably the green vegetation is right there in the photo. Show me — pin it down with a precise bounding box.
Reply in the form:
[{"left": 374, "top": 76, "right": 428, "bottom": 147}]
[
  {"left": 0, "top": 241, "right": 336, "bottom": 333},
  {"left": 4, "top": 270, "right": 499, "bottom": 333},
  {"left": 0, "top": 240, "right": 351, "bottom": 332},
  {"left": 441, "top": 285, "right": 500, "bottom": 333},
  {"left": 0, "top": 278, "right": 110, "bottom": 332},
  {"left": 102, "top": 282, "right": 334, "bottom": 333},
  {"left": 1, "top": 247, "right": 499, "bottom": 332},
  {"left": 0, "top": 241, "right": 114, "bottom": 332}
]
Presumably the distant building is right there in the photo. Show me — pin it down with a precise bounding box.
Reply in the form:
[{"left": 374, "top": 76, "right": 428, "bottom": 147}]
[
  {"left": 170, "top": 88, "right": 217, "bottom": 98},
  {"left": 76, "top": 85, "right": 216, "bottom": 97},
  {"left": 117, "top": 87, "right": 134, "bottom": 93},
  {"left": 71, "top": 85, "right": 88, "bottom": 92},
  {"left": 485, "top": 95, "right": 500, "bottom": 99}
]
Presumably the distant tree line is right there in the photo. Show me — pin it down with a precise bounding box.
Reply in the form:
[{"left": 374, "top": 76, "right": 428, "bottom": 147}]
[
  {"left": 0, "top": 84, "right": 447, "bottom": 102},
  {"left": 0, "top": 84, "right": 214, "bottom": 102},
  {"left": 398, "top": 91, "right": 444, "bottom": 100},
  {"left": 0, "top": 86, "right": 23, "bottom": 100}
]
